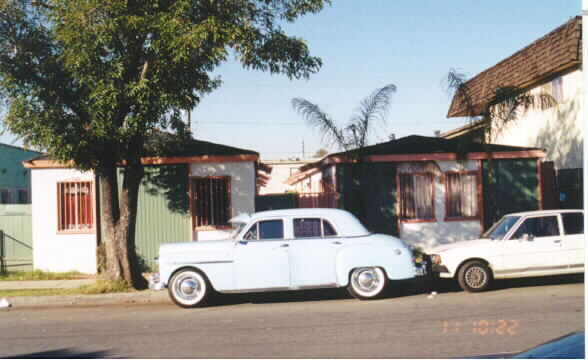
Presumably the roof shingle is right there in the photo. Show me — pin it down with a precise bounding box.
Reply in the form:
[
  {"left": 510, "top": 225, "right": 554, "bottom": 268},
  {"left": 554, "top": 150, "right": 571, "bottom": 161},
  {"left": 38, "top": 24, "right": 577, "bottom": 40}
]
[{"left": 447, "top": 16, "right": 582, "bottom": 118}]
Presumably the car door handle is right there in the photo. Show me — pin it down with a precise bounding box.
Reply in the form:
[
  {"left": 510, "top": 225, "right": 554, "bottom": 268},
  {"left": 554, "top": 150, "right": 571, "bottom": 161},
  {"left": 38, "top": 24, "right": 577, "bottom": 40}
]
[
  {"left": 332, "top": 241, "right": 342, "bottom": 245},
  {"left": 553, "top": 240, "right": 562, "bottom": 244},
  {"left": 280, "top": 244, "right": 289, "bottom": 248}
]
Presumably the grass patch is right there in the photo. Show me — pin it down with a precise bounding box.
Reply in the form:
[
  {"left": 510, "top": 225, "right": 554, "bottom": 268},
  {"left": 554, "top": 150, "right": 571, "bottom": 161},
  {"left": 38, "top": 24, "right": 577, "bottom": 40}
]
[
  {"left": 0, "top": 280, "right": 134, "bottom": 297},
  {"left": 0, "top": 270, "right": 84, "bottom": 281}
]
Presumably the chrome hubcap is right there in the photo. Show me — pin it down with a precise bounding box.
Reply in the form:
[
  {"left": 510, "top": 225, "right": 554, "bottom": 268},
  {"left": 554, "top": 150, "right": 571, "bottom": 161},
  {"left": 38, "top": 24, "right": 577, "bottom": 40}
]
[
  {"left": 353, "top": 268, "right": 380, "bottom": 292},
  {"left": 174, "top": 273, "right": 204, "bottom": 303},
  {"left": 465, "top": 267, "right": 486, "bottom": 288}
]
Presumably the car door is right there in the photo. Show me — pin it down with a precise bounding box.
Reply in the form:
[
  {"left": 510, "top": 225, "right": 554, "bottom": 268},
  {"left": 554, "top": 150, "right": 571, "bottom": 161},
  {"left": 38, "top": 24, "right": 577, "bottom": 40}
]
[
  {"left": 560, "top": 212, "right": 584, "bottom": 272},
  {"left": 288, "top": 218, "right": 340, "bottom": 288},
  {"left": 500, "top": 215, "right": 565, "bottom": 275},
  {"left": 233, "top": 219, "right": 290, "bottom": 291}
]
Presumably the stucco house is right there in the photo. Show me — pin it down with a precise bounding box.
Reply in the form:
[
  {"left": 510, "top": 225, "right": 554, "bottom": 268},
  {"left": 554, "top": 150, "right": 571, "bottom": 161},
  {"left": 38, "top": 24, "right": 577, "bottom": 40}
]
[
  {"left": 0, "top": 143, "right": 42, "bottom": 204},
  {"left": 443, "top": 16, "right": 583, "bottom": 209},
  {"left": 287, "top": 135, "right": 546, "bottom": 250},
  {"left": 23, "top": 138, "right": 262, "bottom": 274}
]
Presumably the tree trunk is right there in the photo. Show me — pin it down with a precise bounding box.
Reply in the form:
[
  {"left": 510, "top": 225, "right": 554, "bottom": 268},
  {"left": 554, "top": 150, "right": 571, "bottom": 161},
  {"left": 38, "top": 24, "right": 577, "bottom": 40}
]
[{"left": 99, "top": 164, "right": 147, "bottom": 289}]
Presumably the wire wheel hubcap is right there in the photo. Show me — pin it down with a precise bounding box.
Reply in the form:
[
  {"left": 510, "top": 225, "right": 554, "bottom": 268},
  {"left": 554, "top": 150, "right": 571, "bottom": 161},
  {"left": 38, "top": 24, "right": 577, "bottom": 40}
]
[{"left": 465, "top": 266, "right": 487, "bottom": 288}]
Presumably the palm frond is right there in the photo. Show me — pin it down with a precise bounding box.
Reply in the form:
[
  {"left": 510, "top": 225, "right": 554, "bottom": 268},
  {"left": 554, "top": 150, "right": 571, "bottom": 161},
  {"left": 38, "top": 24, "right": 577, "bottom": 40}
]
[
  {"left": 446, "top": 69, "right": 477, "bottom": 120},
  {"left": 291, "top": 97, "right": 347, "bottom": 151},
  {"left": 348, "top": 83, "right": 396, "bottom": 149}
]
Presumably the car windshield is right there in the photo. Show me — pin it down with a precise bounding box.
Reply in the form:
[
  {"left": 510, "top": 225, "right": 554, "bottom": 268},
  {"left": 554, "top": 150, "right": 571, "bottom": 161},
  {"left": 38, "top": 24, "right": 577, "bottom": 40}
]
[
  {"left": 481, "top": 216, "right": 521, "bottom": 240},
  {"left": 230, "top": 222, "right": 247, "bottom": 239}
]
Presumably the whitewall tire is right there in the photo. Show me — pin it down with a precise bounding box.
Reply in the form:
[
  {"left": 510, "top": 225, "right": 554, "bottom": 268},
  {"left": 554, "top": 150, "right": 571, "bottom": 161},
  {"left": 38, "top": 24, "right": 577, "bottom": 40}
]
[
  {"left": 347, "top": 267, "right": 388, "bottom": 300},
  {"left": 168, "top": 269, "right": 211, "bottom": 308}
]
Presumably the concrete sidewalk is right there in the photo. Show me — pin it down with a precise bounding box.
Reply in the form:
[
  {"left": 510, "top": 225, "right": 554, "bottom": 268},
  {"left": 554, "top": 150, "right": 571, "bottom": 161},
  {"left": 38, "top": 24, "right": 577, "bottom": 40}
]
[{"left": 0, "top": 279, "right": 170, "bottom": 308}]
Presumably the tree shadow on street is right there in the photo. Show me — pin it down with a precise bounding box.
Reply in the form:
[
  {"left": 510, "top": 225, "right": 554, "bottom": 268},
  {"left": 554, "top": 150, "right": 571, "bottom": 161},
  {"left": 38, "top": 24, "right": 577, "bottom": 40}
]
[{"left": 7, "top": 348, "right": 111, "bottom": 359}]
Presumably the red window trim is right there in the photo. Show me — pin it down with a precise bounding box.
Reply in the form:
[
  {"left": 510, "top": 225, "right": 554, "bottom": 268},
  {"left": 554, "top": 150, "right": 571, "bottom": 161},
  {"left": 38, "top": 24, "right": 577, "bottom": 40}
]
[
  {"left": 56, "top": 180, "right": 95, "bottom": 234},
  {"left": 443, "top": 171, "right": 481, "bottom": 222},
  {"left": 397, "top": 172, "right": 436, "bottom": 223}
]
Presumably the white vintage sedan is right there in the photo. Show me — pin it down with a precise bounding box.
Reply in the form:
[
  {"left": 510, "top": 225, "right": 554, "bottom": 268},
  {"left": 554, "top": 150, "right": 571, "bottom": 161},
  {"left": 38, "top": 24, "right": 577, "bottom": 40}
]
[
  {"left": 156, "top": 208, "right": 417, "bottom": 307},
  {"left": 429, "top": 209, "right": 584, "bottom": 292}
]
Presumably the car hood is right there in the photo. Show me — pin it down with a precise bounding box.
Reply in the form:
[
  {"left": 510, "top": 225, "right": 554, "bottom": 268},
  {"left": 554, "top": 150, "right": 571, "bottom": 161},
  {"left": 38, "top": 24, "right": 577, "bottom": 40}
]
[{"left": 428, "top": 239, "right": 495, "bottom": 254}]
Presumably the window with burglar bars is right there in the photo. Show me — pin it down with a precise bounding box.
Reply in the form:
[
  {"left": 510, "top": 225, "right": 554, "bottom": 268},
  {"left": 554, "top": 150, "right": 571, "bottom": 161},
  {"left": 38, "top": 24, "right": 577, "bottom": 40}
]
[
  {"left": 191, "top": 177, "right": 231, "bottom": 229},
  {"left": 57, "top": 181, "right": 94, "bottom": 232},
  {"left": 398, "top": 173, "right": 435, "bottom": 221},
  {"left": 445, "top": 172, "right": 479, "bottom": 220}
]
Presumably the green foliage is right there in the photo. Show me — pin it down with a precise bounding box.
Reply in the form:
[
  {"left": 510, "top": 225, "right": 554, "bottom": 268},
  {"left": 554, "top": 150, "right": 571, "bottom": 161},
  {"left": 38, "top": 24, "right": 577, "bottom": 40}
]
[{"left": 0, "top": 0, "right": 329, "bottom": 169}]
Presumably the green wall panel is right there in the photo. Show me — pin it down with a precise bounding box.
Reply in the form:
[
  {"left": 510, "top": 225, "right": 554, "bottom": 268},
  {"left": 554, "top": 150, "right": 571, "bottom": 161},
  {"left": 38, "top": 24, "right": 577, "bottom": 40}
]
[
  {"left": 337, "top": 163, "right": 398, "bottom": 236},
  {"left": 112, "top": 166, "right": 191, "bottom": 271},
  {"left": 483, "top": 159, "right": 540, "bottom": 229},
  {"left": 0, "top": 205, "right": 33, "bottom": 272}
]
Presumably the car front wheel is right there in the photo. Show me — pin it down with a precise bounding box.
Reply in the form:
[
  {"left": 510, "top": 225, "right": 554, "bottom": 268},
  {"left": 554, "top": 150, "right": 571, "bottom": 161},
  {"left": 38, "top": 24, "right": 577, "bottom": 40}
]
[
  {"left": 457, "top": 260, "right": 493, "bottom": 292},
  {"left": 168, "top": 268, "right": 211, "bottom": 308},
  {"left": 347, "top": 267, "right": 388, "bottom": 300}
]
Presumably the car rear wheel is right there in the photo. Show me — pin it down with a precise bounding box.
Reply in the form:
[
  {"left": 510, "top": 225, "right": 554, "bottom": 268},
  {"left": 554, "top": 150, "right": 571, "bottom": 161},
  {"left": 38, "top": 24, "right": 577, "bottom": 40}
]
[
  {"left": 457, "top": 260, "right": 493, "bottom": 292},
  {"left": 347, "top": 267, "right": 388, "bottom": 300},
  {"left": 168, "top": 268, "right": 211, "bottom": 308}
]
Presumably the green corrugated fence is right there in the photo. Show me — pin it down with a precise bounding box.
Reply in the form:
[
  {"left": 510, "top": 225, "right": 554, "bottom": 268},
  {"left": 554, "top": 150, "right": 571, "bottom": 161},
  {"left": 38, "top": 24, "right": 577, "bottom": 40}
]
[{"left": 0, "top": 205, "right": 33, "bottom": 272}]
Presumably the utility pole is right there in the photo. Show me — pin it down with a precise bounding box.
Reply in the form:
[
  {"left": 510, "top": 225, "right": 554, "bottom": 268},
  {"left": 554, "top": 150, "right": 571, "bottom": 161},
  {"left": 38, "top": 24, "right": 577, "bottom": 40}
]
[{"left": 302, "top": 140, "right": 305, "bottom": 159}]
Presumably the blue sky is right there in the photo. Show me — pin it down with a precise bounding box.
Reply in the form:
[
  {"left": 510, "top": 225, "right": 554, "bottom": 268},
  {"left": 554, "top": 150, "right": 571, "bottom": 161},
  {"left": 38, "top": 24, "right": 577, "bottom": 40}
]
[{"left": 0, "top": 1, "right": 581, "bottom": 159}]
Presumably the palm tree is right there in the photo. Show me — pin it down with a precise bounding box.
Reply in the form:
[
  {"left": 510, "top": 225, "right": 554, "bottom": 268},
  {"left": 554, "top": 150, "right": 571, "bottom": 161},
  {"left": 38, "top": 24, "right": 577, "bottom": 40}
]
[
  {"left": 291, "top": 84, "right": 397, "bottom": 155},
  {"left": 291, "top": 84, "right": 396, "bottom": 221},
  {"left": 446, "top": 69, "right": 555, "bottom": 143}
]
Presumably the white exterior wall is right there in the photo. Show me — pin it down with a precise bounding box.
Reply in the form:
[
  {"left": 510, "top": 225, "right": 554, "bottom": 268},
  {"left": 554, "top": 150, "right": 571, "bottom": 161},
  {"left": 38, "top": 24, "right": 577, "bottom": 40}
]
[
  {"left": 259, "top": 160, "right": 312, "bottom": 194},
  {"left": 399, "top": 160, "right": 483, "bottom": 251},
  {"left": 31, "top": 169, "right": 97, "bottom": 274},
  {"left": 190, "top": 162, "right": 255, "bottom": 241},
  {"left": 294, "top": 170, "right": 323, "bottom": 193},
  {"left": 490, "top": 69, "right": 584, "bottom": 170}
]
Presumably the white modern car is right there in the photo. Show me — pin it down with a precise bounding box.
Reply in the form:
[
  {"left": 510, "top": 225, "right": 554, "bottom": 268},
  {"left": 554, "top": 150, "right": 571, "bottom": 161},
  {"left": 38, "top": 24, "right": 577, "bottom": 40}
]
[
  {"left": 428, "top": 209, "right": 584, "bottom": 292},
  {"left": 156, "top": 208, "right": 417, "bottom": 307}
]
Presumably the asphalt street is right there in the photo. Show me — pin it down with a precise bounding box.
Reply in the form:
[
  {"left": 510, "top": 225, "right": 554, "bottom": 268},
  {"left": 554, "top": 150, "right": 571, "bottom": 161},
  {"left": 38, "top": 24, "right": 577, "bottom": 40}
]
[{"left": 0, "top": 277, "right": 584, "bottom": 358}]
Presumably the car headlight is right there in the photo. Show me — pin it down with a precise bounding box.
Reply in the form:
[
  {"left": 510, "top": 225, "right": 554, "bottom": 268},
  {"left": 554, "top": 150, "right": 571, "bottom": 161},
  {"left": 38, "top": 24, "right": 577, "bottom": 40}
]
[{"left": 430, "top": 254, "right": 442, "bottom": 265}]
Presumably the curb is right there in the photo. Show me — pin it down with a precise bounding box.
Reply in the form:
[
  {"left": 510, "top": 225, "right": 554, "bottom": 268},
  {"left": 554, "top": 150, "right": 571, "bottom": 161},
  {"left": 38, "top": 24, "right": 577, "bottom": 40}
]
[{"left": 2, "top": 290, "right": 170, "bottom": 309}]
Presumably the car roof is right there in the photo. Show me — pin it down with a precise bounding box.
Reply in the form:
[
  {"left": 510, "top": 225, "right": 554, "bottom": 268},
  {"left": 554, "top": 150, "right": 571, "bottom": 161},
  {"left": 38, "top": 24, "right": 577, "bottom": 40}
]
[
  {"left": 505, "top": 209, "right": 584, "bottom": 217},
  {"left": 231, "top": 208, "right": 370, "bottom": 237}
]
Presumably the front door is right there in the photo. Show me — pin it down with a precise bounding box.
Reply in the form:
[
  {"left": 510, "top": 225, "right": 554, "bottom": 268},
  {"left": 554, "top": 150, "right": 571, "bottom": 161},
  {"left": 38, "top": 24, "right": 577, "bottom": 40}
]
[
  {"left": 500, "top": 215, "right": 565, "bottom": 275},
  {"left": 234, "top": 219, "right": 290, "bottom": 291}
]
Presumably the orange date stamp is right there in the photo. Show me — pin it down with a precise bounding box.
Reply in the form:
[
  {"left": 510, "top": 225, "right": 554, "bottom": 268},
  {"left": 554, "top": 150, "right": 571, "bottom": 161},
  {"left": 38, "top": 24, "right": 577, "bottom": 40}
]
[{"left": 442, "top": 320, "right": 520, "bottom": 336}]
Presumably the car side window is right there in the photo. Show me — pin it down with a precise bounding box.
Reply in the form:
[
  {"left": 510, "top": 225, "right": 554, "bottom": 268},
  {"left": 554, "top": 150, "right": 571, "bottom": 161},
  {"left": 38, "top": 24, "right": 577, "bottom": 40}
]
[
  {"left": 512, "top": 216, "right": 560, "bottom": 239},
  {"left": 562, "top": 213, "right": 584, "bottom": 235},
  {"left": 293, "top": 218, "right": 338, "bottom": 238},
  {"left": 259, "top": 220, "right": 284, "bottom": 240},
  {"left": 323, "top": 220, "right": 337, "bottom": 237},
  {"left": 294, "top": 218, "right": 321, "bottom": 238},
  {"left": 243, "top": 223, "right": 258, "bottom": 240}
]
